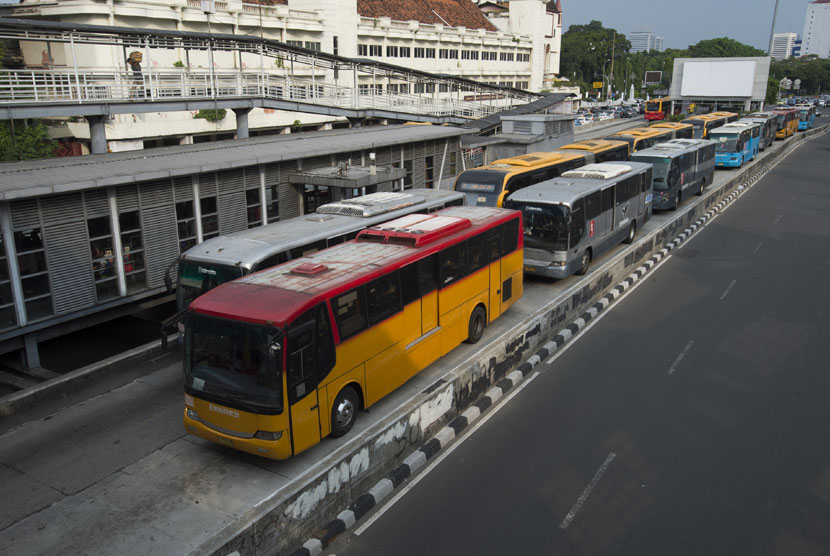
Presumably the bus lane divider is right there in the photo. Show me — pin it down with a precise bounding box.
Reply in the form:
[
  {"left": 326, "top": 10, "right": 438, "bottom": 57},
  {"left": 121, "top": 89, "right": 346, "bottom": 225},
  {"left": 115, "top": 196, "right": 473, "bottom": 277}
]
[{"left": 255, "top": 125, "right": 830, "bottom": 556}]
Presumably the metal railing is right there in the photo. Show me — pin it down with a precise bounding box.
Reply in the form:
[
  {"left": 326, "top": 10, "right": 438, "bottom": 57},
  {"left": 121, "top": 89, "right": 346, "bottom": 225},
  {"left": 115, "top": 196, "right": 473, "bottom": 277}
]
[{"left": 0, "top": 68, "right": 505, "bottom": 120}]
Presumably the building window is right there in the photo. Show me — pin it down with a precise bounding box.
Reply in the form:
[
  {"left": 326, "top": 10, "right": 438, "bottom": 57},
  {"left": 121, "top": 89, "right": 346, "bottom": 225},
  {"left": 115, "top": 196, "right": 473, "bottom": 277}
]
[
  {"left": 175, "top": 200, "right": 197, "bottom": 253},
  {"left": 0, "top": 233, "right": 17, "bottom": 330},
  {"left": 516, "top": 81, "right": 529, "bottom": 90},
  {"left": 286, "top": 40, "right": 303, "bottom": 48},
  {"left": 87, "top": 215, "right": 119, "bottom": 302},
  {"left": 461, "top": 50, "right": 479, "bottom": 60},
  {"left": 14, "top": 228, "right": 53, "bottom": 322},
  {"left": 369, "top": 45, "right": 382, "bottom": 57},
  {"left": 265, "top": 185, "right": 279, "bottom": 224},
  {"left": 399, "top": 46, "right": 410, "bottom": 58},
  {"left": 303, "top": 185, "right": 330, "bottom": 214},
  {"left": 246, "top": 189, "right": 263, "bottom": 229},
  {"left": 414, "top": 83, "right": 435, "bottom": 94},
  {"left": 386, "top": 45, "right": 398, "bottom": 57},
  {"left": 200, "top": 197, "right": 219, "bottom": 240},
  {"left": 398, "top": 83, "right": 409, "bottom": 94},
  {"left": 403, "top": 160, "right": 413, "bottom": 189},
  {"left": 358, "top": 44, "right": 368, "bottom": 57},
  {"left": 499, "top": 52, "right": 515, "bottom": 62},
  {"left": 517, "top": 53, "right": 530, "bottom": 62},
  {"left": 119, "top": 210, "right": 146, "bottom": 294},
  {"left": 304, "top": 41, "right": 321, "bottom": 52},
  {"left": 439, "top": 49, "right": 458, "bottom": 59}
]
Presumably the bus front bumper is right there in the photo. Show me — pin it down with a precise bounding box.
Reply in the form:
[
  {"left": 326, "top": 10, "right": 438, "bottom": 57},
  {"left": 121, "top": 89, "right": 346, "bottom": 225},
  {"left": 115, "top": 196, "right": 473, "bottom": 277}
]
[
  {"left": 716, "top": 154, "right": 742, "bottom": 167},
  {"left": 523, "top": 257, "right": 574, "bottom": 279},
  {"left": 651, "top": 191, "right": 676, "bottom": 210},
  {"left": 183, "top": 407, "right": 293, "bottom": 460}
]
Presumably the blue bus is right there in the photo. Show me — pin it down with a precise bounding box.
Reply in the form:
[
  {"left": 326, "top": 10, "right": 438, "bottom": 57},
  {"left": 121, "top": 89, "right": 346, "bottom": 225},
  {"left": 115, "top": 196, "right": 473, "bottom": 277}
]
[
  {"left": 709, "top": 122, "right": 760, "bottom": 168},
  {"left": 796, "top": 105, "right": 816, "bottom": 131}
]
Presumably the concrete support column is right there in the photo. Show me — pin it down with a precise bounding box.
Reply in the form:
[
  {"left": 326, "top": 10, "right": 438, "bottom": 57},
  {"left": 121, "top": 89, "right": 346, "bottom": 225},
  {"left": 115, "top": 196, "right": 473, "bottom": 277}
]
[
  {"left": 234, "top": 107, "right": 252, "bottom": 139},
  {"left": 23, "top": 333, "right": 40, "bottom": 370},
  {"left": 87, "top": 115, "right": 108, "bottom": 154}
]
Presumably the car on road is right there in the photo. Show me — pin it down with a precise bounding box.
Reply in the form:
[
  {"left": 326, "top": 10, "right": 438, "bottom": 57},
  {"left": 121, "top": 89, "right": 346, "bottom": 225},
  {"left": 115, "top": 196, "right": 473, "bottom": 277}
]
[
  {"left": 575, "top": 116, "right": 592, "bottom": 126},
  {"left": 597, "top": 111, "right": 615, "bottom": 121}
]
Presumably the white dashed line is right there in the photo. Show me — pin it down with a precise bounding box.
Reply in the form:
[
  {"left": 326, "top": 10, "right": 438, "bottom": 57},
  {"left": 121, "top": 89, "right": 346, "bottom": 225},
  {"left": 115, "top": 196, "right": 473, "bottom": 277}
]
[
  {"left": 720, "top": 279, "right": 737, "bottom": 300},
  {"left": 668, "top": 340, "right": 695, "bottom": 376},
  {"left": 559, "top": 452, "right": 617, "bottom": 529}
]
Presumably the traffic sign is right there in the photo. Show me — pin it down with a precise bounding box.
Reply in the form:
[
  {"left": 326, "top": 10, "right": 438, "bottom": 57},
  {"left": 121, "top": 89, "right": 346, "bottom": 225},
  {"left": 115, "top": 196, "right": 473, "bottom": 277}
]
[{"left": 592, "top": 81, "right": 603, "bottom": 89}]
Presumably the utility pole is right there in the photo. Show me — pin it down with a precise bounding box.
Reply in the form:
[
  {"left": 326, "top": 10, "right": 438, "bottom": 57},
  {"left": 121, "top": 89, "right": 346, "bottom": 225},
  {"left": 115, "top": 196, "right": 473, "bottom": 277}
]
[
  {"left": 609, "top": 31, "right": 616, "bottom": 101},
  {"left": 768, "top": 0, "right": 781, "bottom": 56}
]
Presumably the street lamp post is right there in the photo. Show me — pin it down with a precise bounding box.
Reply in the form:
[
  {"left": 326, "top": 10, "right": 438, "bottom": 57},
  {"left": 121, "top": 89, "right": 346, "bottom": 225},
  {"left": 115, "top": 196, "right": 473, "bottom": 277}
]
[{"left": 601, "top": 59, "right": 611, "bottom": 102}]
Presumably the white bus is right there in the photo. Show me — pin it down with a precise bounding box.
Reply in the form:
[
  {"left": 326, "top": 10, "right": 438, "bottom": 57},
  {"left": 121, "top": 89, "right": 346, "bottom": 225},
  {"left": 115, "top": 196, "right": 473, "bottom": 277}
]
[{"left": 504, "top": 162, "right": 653, "bottom": 279}]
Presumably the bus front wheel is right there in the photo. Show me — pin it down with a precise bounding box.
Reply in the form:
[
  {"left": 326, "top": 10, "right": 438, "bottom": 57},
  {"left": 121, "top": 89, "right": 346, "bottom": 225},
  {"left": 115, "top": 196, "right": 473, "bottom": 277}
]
[
  {"left": 330, "top": 386, "right": 359, "bottom": 438},
  {"left": 465, "top": 305, "right": 486, "bottom": 344}
]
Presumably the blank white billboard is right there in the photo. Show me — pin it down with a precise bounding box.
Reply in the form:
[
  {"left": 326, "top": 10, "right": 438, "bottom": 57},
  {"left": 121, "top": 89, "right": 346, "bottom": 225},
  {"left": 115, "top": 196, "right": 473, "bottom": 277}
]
[{"left": 680, "top": 60, "right": 756, "bottom": 97}]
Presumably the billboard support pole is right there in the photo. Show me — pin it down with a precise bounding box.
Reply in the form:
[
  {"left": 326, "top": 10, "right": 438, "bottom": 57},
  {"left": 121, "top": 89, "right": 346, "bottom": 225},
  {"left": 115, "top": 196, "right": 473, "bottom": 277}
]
[{"left": 768, "top": 0, "right": 781, "bottom": 56}]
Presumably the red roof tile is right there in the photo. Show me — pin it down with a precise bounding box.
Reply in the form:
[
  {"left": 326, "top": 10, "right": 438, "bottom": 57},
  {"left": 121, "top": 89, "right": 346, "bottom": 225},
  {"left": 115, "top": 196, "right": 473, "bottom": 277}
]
[{"left": 357, "top": 0, "right": 498, "bottom": 32}]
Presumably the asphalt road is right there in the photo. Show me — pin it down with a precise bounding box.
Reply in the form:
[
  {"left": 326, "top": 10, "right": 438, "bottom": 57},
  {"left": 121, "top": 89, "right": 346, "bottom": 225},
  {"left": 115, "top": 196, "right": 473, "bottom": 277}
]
[{"left": 325, "top": 131, "right": 830, "bottom": 555}]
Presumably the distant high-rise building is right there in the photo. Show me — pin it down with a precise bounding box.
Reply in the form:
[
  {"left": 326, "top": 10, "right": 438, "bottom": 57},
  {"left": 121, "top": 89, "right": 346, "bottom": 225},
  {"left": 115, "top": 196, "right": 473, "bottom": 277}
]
[
  {"left": 630, "top": 27, "right": 662, "bottom": 53},
  {"left": 630, "top": 26, "right": 654, "bottom": 53},
  {"left": 771, "top": 32, "right": 799, "bottom": 60},
  {"left": 802, "top": 0, "right": 830, "bottom": 58},
  {"left": 653, "top": 36, "right": 664, "bottom": 52},
  {"left": 793, "top": 39, "right": 802, "bottom": 57}
]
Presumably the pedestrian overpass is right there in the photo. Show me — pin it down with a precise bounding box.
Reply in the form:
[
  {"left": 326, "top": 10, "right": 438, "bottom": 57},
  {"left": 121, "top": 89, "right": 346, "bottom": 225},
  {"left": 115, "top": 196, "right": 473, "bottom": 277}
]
[{"left": 0, "top": 17, "right": 540, "bottom": 152}]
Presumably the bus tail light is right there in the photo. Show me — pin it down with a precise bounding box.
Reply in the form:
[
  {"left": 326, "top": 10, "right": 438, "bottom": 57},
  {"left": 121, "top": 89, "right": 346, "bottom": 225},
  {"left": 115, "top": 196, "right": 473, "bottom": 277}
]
[{"left": 254, "top": 430, "right": 283, "bottom": 441}]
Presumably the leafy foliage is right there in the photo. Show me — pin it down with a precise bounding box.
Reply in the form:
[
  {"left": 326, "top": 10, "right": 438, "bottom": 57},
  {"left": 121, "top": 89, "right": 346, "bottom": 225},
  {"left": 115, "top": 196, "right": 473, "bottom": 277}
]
[
  {"left": 770, "top": 55, "right": 830, "bottom": 96},
  {"left": 194, "top": 109, "right": 227, "bottom": 122},
  {"left": 0, "top": 121, "right": 58, "bottom": 162},
  {"left": 561, "top": 22, "right": 773, "bottom": 99}
]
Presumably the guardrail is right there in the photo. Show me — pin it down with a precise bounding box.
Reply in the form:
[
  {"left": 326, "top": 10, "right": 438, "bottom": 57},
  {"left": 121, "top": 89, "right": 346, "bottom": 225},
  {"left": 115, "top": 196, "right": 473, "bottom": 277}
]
[{"left": 0, "top": 68, "right": 504, "bottom": 119}]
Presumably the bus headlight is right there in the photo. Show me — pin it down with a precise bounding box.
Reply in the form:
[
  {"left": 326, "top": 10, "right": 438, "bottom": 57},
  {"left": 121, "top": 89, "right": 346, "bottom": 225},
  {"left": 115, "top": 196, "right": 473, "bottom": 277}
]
[
  {"left": 254, "top": 430, "right": 284, "bottom": 441},
  {"left": 550, "top": 261, "right": 567, "bottom": 267},
  {"left": 186, "top": 408, "right": 201, "bottom": 422}
]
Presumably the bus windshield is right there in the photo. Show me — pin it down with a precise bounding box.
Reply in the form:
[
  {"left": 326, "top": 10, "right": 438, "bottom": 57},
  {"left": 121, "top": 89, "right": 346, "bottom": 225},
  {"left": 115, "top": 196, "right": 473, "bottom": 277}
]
[
  {"left": 178, "top": 260, "right": 244, "bottom": 309},
  {"left": 186, "top": 314, "right": 283, "bottom": 412},
  {"left": 799, "top": 110, "right": 810, "bottom": 121},
  {"left": 710, "top": 133, "right": 739, "bottom": 152},
  {"left": 510, "top": 202, "right": 569, "bottom": 251},
  {"left": 455, "top": 170, "right": 507, "bottom": 193},
  {"left": 632, "top": 156, "right": 673, "bottom": 190},
  {"left": 646, "top": 101, "right": 661, "bottom": 112}
]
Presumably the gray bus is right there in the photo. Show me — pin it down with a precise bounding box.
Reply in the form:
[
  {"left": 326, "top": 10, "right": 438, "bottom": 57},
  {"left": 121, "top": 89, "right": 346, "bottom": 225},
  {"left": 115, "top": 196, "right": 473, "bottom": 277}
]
[
  {"left": 630, "top": 139, "right": 716, "bottom": 211},
  {"left": 164, "top": 188, "right": 464, "bottom": 315},
  {"left": 504, "top": 162, "right": 653, "bottom": 279},
  {"left": 742, "top": 112, "right": 777, "bottom": 150}
]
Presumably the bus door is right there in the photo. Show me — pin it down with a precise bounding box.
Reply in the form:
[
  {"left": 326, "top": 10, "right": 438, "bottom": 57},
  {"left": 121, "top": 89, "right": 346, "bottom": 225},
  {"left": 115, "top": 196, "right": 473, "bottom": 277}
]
[
  {"left": 419, "top": 255, "right": 439, "bottom": 334},
  {"left": 487, "top": 233, "right": 502, "bottom": 321},
  {"left": 599, "top": 186, "right": 615, "bottom": 239},
  {"left": 286, "top": 304, "right": 334, "bottom": 454}
]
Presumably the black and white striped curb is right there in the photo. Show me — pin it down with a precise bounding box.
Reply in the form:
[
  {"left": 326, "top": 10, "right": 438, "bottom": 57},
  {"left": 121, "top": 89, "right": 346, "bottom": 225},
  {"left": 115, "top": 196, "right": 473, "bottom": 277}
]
[{"left": 288, "top": 127, "right": 828, "bottom": 556}]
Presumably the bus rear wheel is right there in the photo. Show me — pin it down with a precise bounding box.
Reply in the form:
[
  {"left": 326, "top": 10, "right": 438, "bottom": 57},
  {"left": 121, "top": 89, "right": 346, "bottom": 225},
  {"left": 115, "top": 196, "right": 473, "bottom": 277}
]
[
  {"left": 672, "top": 192, "right": 680, "bottom": 211},
  {"left": 576, "top": 249, "right": 591, "bottom": 276},
  {"left": 330, "top": 386, "right": 359, "bottom": 438},
  {"left": 623, "top": 221, "right": 636, "bottom": 244},
  {"left": 465, "top": 305, "right": 486, "bottom": 344},
  {"left": 696, "top": 177, "right": 705, "bottom": 195}
]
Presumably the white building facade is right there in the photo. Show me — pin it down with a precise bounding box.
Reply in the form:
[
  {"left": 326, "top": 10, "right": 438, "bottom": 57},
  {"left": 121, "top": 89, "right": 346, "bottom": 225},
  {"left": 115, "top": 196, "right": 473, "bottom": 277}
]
[
  {"left": 802, "top": 0, "right": 830, "bottom": 58},
  {"left": 771, "top": 32, "right": 799, "bottom": 60},
  {"left": 2, "top": 0, "right": 563, "bottom": 152}
]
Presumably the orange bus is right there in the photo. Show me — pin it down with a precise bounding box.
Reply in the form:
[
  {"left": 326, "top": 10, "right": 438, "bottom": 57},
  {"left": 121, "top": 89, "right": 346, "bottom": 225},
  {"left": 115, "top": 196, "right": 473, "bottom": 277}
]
[
  {"left": 645, "top": 97, "right": 672, "bottom": 120},
  {"left": 183, "top": 206, "right": 523, "bottom": 459},
  {"left": 603, "top": 127, "right": 673, "bottom": 154},
  {"left": 772, "top": 108, "right": 798, "bottom": 139}
]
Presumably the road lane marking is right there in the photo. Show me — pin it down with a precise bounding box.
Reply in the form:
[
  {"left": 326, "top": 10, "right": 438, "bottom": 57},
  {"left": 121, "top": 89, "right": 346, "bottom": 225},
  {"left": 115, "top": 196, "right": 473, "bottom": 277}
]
[
  {"left": 774, "top": 214, "right": 783, "bottom": 225},
  {"left": 352, "top": 371, "right": 540, "bottom": 537},
  {"left": 720, "top": 279, "right": 737, "bottom": 300},
  {"left": 559, "top": 452, "right": 617, "bottom": 529},
  {"left": 752, "top": 240, "right": 764, "bottom": 256},
  {"left": 668, "top": 340, "right": 695, "bottom": 375}
]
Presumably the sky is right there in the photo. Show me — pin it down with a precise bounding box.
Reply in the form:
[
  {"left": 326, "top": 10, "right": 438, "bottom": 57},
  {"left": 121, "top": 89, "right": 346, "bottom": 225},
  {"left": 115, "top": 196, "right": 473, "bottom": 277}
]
[{"left": 562, "top": 0, "right": 811, "bottom": 52}]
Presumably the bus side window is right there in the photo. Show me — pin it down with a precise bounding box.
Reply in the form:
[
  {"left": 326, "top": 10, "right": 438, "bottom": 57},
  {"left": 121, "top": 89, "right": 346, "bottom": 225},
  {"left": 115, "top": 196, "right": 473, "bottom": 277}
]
[
  {"left": 253, "top": 250, "right": 288, "bottom": 272},
  {"left": 367, "top": 271, "right": 401, "bottom": 325},
  {"left": 585, "top": 191, "right": 602, "bottom": 221},
  {"left": 326, "top": 235, "right": 346, "bottom": 247},
  {"left": 488, "top": 233, "right": 501, "bottom": 263},
  {"left": 316, "top": 303, "right": 335, "bottom": 376},
  {"left": 333, "top": 286, "right": 368, "bottom": 340},
  {"left": 601, "top": 186, "right": 615, "bottom": 214},
  {"left": 439, "top": 242, "right": 468, "bottom": 287},
  {"left": 287, "top": 309, "right": 316, "bottom": 402},
  {"left": 468, "top": 233, "right": 488, "bottom": 273},
  {"left": 400, "top": 263, "right": 420, "bottom": 306},
  {"left": 506, "top": 175, "right": 531, "bottom": 195},
  {"left": 418, "top": 254, "right": 438, "bottom": 295},
  {"left": 641, "top": 169, "right": 652, "bottom": 193},
  {"left": 569, "top": 198, "right": 586, "bottom": 248},
  {"left": 499, "top": 217, "right": 519, "bottom": 256},
  {"left": 447, "top": 197, "right": 464, "bottom": 207}
]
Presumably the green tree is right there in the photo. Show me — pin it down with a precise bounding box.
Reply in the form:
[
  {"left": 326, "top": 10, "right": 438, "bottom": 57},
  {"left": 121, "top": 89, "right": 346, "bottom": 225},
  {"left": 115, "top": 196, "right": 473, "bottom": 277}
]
[
  {"left": 765, "top": 77, "right": 780, "bottom": 105},
  {"left": 560, "top": 20, "right": 631, "bottom": 98},
  {"left": 687, "top": 37, "right": 766, "bottom": 58},
  {"left": 0, "top": 121, "right": 58, "bottom": 162}
]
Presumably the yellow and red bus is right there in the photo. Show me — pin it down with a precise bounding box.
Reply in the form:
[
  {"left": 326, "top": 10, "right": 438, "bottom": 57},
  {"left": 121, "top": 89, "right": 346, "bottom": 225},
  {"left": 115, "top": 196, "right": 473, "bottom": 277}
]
[
  {"left": 772, "top": 107, "right": 798, "bottom": 139},
  {"left": 183, "top": 206, "right": 523, "bottom": 459},
  {"left": 649, "top": 121, "right": 695, "bottom": 139},
  {"left": 645, "top": 97, "right": 672, "bottom": 120},
  {"left": 454, "top": 151, "right": 584, "bottom": 207}
]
